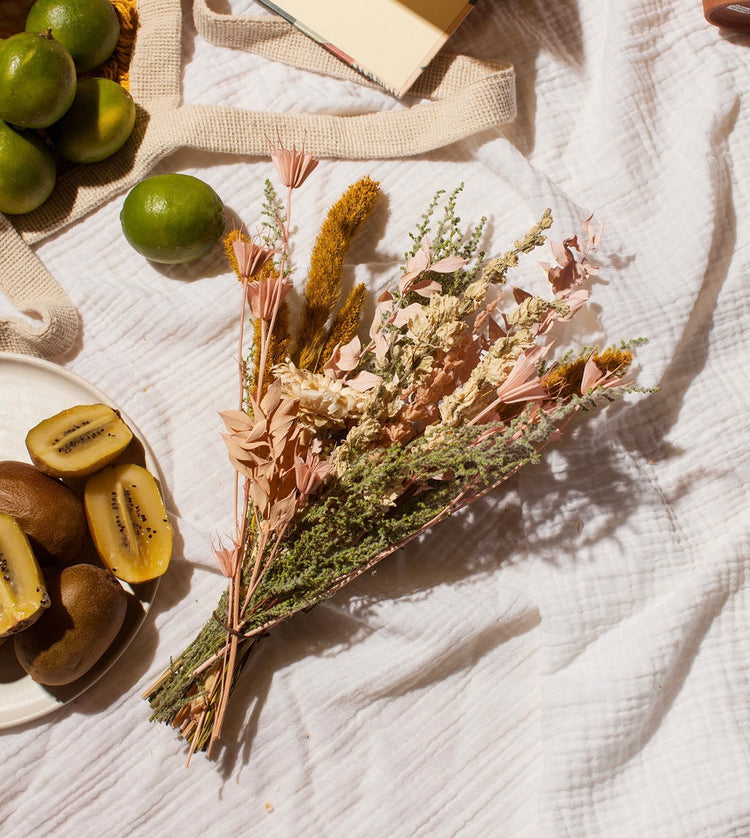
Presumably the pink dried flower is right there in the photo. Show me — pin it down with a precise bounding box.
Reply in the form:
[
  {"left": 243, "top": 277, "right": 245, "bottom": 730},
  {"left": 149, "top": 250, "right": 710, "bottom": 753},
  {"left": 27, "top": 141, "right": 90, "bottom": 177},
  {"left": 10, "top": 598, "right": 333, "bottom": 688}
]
[
  {"left": 323, "top": 336, "right": 362, "bottom": 377},
  {"left": 495, "top": 349, "right": 549, "bottom": 404},
  {"left": 346, "top": 370, "right": 381, "bottom": 392},
  {"left": 294, "top": 440, "right": 332, "bottom": 498},
  {"left": 212, "top": 535, "right": 241, "bottom": 579},
  {"left": 232, "top": 238, "right": 274, "bottom": 280},
  {"left": 580, "top": 356, "right": 628, "bottom": 394},
  {"left": 542, "top": 216, "right": 602, "bottom": 297},
  {"left": 246, "top": 275, "right": 293, "bottom": 321},
  {"left": 270, "top": 141, "right": 319, "bottom": 189},
  {"left": 399, "top": 236, "right": 467, "bottom": 297},
  {"left": 219, "top": 381, "right": 299, "bottom": 481}
]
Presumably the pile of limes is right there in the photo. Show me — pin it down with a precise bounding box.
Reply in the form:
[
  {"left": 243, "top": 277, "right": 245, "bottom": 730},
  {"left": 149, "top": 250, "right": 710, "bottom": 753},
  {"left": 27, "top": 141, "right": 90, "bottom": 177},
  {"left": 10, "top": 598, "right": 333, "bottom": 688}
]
[{"left": 0, "top": 0, "right": 136, "bottom": 216}]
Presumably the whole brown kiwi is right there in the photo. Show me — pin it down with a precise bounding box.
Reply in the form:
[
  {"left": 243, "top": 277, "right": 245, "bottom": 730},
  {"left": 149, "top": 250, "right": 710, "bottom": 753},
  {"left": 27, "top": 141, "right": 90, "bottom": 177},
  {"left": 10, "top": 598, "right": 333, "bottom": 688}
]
[
  {"left": 14, "top": 563, "right": 128, "bottom": 685},
  {"left": 0, "top": 460, "right": 87, "bottom": 563}
]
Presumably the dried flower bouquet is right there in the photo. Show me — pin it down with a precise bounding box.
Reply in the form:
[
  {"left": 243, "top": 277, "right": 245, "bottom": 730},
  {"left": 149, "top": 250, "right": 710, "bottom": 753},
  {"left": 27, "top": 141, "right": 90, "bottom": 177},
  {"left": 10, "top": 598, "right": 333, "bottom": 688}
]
[{"left": 144, "top": 145, "right": 643, "bottom": 763}]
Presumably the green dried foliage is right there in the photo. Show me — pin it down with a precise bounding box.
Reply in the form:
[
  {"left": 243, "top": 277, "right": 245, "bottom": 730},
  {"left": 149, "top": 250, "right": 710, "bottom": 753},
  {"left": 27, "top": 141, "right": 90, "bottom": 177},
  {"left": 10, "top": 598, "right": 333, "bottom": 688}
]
[
  {"left": 482, "top": 209, "right": 553, "bottom": 286},
  {"left": 147, "top": 383, "right": 636, "bottom": 735}
]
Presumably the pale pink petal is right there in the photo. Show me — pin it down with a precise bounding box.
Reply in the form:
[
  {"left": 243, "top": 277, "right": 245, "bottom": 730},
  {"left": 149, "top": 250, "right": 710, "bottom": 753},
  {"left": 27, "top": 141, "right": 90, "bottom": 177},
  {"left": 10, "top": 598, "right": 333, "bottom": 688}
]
[
  {"left": 369, "top": 297, "right": 394, "bottom": 341},
  {"left": 405, "top": 240, "right": 431, "bottom": 275},
  {"left": 495, "top": 349, "right": 549, "bottom": 404},
  {"left": 580, "top": 357, "right": 628, "bottom": 395},
  {"left": 373, "top": 330, "right": 390, "bottom": 363},
  {"left": 429, "top": 254, "right": 467, "bottom": 273},
  {"left": 583, "top": 213, "right": 604, "bottom": 249},
  {"left": 211, "top": 534, "right": 241, "bottom": 578},
  {"left": 246, "top": 276, "right": 293, "bottom": 320},
  {"left": 346, "top": 370, "right": 381, "bottom": 391},
  {"left": 392, "top": 302, "right": 425, "bottom": 328},
  {"left": 410, "top": 278, "right": 442, "bottom": 298},
  {"left": 581, "top": 357, "right": 604, "bottom": 394},
  {"left": 294, "top": 455, "right": 332, "bottom": 497},
  {"left": 323, "top": 336, "right": 362, "bottom": 378},
  {"left": 219, "top": 409, "right": 254, "bottom": 433}
]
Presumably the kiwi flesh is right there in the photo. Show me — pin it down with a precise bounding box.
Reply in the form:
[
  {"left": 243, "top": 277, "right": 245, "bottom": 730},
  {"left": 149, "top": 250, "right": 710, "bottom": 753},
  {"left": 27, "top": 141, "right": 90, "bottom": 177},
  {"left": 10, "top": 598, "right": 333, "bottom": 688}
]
[
  {"left": 25, "top": 403, "right": 133, "bottom": 478},
  {"left": 13, "top": 563, "right": 127, "bottom": 685},
  {"left": 0, "top": 460, "right": 87, "bottom": 563},
  {"left": 84, "top": 463, "right": 173, "bottom": 584},
  {"left": 0, "top": 512, "right": 50, "bottom": 638}
]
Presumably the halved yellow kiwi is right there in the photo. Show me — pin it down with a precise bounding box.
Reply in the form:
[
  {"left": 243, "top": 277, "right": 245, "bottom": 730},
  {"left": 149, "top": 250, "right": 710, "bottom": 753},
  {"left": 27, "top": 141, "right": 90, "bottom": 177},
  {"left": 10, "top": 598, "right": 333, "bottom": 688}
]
[
  {"left": 84, "top": 463, "right": 173, "bottom": 584},
  {"left": 26, "top": 403, "right": 133, "bottom": 478},
  {"left": 0, "top": 512, "right": 50, "bottom": 638}
]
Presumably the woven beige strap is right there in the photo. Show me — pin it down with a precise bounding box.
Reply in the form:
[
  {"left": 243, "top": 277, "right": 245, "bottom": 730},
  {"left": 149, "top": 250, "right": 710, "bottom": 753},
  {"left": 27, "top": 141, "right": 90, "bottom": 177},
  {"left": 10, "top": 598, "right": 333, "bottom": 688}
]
[
  {"left": 192, "top": 0, "right": 516, "bottom": 107},
  {"left": 0, "top": 216, "right": 80, "bottom": 358},
  {"left": 1, "top": 0, "right": 516, "bottom": 358}
]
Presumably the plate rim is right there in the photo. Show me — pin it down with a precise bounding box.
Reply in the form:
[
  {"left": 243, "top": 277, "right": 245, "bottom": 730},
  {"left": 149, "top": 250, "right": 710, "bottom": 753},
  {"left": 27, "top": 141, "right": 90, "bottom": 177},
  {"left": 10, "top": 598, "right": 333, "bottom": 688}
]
[{"left": 0, "top": 351, "right": 162, "bottom": 730}]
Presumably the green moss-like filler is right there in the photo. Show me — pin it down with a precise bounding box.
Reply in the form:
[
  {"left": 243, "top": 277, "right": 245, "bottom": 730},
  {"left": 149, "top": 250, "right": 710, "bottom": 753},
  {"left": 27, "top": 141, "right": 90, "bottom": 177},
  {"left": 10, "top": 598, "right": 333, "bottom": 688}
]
[
  {"left": 146, "top": 383, "right": 634, "bottom": 740},
  {"left": 402, "top": 184, "right": 488, "bottom": 299}
]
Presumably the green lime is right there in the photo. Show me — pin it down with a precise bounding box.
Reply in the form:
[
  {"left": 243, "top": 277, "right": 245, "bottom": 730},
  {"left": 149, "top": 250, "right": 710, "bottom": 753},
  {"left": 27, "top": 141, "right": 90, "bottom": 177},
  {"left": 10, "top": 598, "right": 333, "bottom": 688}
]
[
  {"left": 0, "top": 31, "right": 76, "bottom": 129},
  {"left": 0, "top": 120, "right": 56, "bottom": 215},
  {"left": 47, "top": 77, "right": 135, "bottom": 163},
  {"left": 120, "top": 174, "right": 225, "bottom": 264},
  {"left": 25, "top": 0, "right": 120, "bottom": 73}
]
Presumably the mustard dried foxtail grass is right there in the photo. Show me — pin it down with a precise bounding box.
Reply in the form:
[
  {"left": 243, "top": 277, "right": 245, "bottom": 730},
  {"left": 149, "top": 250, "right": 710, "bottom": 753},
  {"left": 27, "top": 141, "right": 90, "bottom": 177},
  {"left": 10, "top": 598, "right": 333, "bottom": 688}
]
[
  {"left": 316, "top": 283, "right": 366, "bottom": 373},
  {"left": 294, "top": 177, "right": 380, "bottom": 370}
]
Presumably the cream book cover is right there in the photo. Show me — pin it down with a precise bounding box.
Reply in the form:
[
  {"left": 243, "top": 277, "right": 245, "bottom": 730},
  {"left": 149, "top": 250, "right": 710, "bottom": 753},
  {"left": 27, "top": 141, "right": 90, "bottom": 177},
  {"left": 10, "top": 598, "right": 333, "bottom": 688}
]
[{"left": 258, "top": 0, "right": 478, "bottom": 98}]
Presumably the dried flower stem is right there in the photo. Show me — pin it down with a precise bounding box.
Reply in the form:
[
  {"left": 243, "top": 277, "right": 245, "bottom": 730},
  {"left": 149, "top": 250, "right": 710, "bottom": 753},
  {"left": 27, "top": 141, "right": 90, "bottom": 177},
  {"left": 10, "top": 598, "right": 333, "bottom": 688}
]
[{"left": 209, "top": 173, "right": 300, "bottom": 746}]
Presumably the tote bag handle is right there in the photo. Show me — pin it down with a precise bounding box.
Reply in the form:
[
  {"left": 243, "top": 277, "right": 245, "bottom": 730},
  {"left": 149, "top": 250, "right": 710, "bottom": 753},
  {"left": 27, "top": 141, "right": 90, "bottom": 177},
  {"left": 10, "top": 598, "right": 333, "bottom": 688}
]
[{"left": 1, "top": 0, "right": 516, "bottom": 358}]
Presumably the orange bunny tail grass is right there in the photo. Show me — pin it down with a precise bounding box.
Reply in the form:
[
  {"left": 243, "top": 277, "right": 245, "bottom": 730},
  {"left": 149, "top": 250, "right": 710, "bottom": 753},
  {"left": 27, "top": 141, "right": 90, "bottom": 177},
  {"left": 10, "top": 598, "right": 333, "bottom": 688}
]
[{"left": 223, "top": 228, "right": 246, "bottom": 280}]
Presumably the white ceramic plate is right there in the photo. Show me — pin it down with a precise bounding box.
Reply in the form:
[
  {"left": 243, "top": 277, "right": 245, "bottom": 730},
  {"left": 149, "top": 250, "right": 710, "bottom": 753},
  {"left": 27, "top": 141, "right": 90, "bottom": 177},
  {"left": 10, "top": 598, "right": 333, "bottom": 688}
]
[{"left": 0, "top": 352, "right": 160, "bottom": 729}]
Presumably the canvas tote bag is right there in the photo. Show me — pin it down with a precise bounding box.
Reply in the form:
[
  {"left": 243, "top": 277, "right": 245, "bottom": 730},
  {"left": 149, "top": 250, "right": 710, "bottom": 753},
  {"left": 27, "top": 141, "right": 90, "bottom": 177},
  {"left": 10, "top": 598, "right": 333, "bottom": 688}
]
[{"left": 0, "top": 0, "right": 516, "bottom": 359}]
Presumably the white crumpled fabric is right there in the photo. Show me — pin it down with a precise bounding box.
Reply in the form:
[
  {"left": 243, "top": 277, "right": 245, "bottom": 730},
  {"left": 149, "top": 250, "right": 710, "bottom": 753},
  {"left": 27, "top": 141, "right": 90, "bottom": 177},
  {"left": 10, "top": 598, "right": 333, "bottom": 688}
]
[{"left": 2, "top": 1, "right": 749, "bottom": 835}]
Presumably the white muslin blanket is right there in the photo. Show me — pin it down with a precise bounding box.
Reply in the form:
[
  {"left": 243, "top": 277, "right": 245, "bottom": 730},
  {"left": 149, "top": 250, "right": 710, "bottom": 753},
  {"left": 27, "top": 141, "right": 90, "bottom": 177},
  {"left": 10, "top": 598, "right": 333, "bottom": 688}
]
[{"left": 1, "top": 1, "right": 749, "bottom": 836}]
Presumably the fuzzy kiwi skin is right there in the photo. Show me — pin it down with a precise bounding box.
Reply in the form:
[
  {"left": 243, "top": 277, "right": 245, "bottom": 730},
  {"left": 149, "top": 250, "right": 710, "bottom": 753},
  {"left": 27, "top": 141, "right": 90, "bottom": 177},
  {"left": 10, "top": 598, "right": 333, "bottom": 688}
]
[
  {"left": 13, "top": 563, "right": 127, "bottom": 686},
  {"left": 0, "top": 461, "right": 87, "bottom": 563}
]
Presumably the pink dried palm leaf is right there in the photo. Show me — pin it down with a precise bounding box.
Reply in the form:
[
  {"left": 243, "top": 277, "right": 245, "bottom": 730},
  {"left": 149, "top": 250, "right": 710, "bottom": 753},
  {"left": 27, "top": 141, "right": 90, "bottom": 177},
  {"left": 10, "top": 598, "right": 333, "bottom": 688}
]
[
  {"left": 581, "top": 356, "right": 630, "bottom": 394},
  {"left": 211, "top": 535, "right": 242, "bottom": 579},
  {"left": 232, "top": 238, "right": 274, "bottom": 280},
  {"left": 246, "top": 275, "right": 293, "bottom": 321},
  {"left": 269, "top": 141, "right": 319, "bottom": 189}
]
